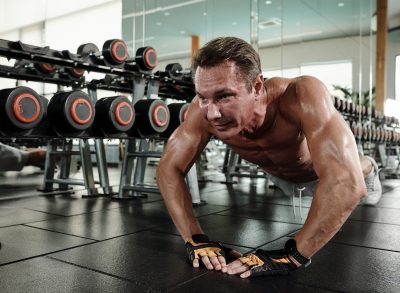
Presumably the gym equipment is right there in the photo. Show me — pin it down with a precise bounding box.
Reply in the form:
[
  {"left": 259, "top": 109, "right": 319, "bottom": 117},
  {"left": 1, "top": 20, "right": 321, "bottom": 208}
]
[
  {"left": 134, "top": 46, "right": 158, "bottom": 71},
  {"left": 130, "top": 99, "right": 170, "bottom": 137},
  {"left": 0, "top": 86, "right": 46, "bottom": 136},
  {"left": 67, "top": 67, "right": 85, "bottom": 78},
  {"left": 163, "top": 63, "right": 191, "bottom": 80},
  {"left": 94, "top": 95, "right": 135, "bottom": 136},
  {"left": 34, "top": 62, "right": 56, "bottom": 74},
  {"left": 47, "top": 90, "right": 95, "bottom": 136},
  {"left": 161, "top": 102, "right": 189, "bottom": 137},
  {"left": 77, "top": 40, "right": 157, "bottom": 71},
  {"left": 102, "top": 39, "right": 128, "bottom": 64}
]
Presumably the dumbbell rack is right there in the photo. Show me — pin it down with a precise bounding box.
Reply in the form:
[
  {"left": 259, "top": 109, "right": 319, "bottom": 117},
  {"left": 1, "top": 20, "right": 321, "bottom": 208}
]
[
  {"left": 0, "top": 38, "right": 152, "bottom": 196},
  {"left": 0, "top": 38, "right": 203, "bottom": 202},
  {"left": 115, "top": 76, "right": 203, "bottom": 205},
  {"left": 39, "top": 87, "right": 115, "bottom": 196},
  {"left": 334, "top": 96, "right": 400, "bottom": 178}
]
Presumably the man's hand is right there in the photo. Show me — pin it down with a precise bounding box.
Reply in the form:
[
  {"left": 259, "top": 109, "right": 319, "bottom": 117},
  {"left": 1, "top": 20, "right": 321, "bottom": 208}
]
[
  {"left": 225, "top": 248, "right": 300, "bottom": 278},
  {"left": 186, "top": 234, "right": 241, "bottom": 271}
]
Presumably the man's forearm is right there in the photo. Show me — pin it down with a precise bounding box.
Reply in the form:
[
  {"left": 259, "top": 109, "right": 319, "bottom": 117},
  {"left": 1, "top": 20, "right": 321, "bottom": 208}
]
[
  {"left": 157, "top": 166, "right": 203, "bottom": 241},
  {"left": 294, "top": 178, "right": 366, "bottom": 257}
]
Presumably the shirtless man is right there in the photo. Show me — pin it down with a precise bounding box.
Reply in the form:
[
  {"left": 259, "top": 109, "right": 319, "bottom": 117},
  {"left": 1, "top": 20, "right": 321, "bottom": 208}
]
[{"left": 156, "top": 37, "right": 382, "bottom": 278}]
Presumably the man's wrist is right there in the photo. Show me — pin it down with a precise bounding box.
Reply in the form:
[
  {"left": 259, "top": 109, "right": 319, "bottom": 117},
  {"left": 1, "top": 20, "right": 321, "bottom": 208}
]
[{"left": 285, "top": 239, "right": 311, "bottom": 267}]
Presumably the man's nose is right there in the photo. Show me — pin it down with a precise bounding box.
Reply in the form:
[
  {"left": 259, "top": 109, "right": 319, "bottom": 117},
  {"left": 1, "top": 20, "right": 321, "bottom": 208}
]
[{"left": 207, "top": 103, "right": 222, "bottom": 121}]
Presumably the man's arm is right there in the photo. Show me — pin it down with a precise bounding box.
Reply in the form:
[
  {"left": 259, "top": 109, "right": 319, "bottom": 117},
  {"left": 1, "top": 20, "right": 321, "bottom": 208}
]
[
  {"left": 291, "top": 76, "right": 366, "bottom": 257},
  {"left": 157, "top": 98, "right": 210, "bottom": 240},
  {"left": 225, "top": 76, "right": 367, "bottom": 278},
  {"left": 157, "top": 98, "right": 234, "bottom": 270}
]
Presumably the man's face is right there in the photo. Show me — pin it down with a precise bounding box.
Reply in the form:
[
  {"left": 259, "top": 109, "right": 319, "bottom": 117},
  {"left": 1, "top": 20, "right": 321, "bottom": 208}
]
[{"left": 195, "top": 61, "right": 257, "bottom": 140}]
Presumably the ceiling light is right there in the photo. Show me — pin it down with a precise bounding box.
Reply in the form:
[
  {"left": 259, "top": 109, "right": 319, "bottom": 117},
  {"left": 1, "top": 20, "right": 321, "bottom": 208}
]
[
  {"left": 232, "top": 22, "right": 237, "bottom": 26},
  {"left": 338, "top": 2, "right": 344, "bottom": 7},
  {"left": 265, "top": 0, "right": 272, "bottom": 4},
  {"left": 203, "top": 12, "right": 207, "bottom": 16},
  {"left": 180, "top": 30, "right": 186, "bottom": 34},
  {"left": 164, "top": 11, "right": 170, "bottom": 16},
  {"left": 258, "top": 18, "right": 281, "bottom": 29},
  {"left": 156, "top": 22, "right": 162, "bottom": 26}
]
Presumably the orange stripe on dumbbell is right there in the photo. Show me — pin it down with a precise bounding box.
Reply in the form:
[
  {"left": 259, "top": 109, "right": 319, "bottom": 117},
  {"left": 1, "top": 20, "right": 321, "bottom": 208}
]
[
  {"left": 12, "top": 93, "right": 41, "bottom": 124},
  {"left": 70, "top": 98, "right": 93, "bottom": 125},
  {"left": 115, "top": 101, "right": 134, "bottom": 126},
  {"left": 152, "top": 104, "right": 169, "bottom": 127}
]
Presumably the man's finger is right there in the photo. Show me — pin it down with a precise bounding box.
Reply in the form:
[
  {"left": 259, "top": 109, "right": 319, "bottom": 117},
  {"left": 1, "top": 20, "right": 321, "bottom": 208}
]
[
  {"left": 193, "top": 258, "right": 200, "bottom": 268},
  {"left": 228, "top": 264, "right": 249, "bottom": 275},
  {"left": 240, "top": 270, "right": 252, "bottom": 278},
  {"left": 218, "top": 255, "right": 227, "bottom": 267},
  {"left": 226, "top": 259, "right": 244, "bottom": 270},
  {"left": 201, "top": 256, "right": 214, "bottom": 270},
  {"left": 209, "top": 256, "right": 223, "bottom": 271},
  {"left": 226, "top": 259, "right": 250, "bottom": 275}
]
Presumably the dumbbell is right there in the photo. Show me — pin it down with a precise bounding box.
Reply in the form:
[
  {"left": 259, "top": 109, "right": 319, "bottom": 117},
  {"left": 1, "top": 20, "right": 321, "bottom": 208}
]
[
  {"left": 355, "top": 123, "right": 363, "bottom": 140},
  {"left": 77, "top": 40, "right": 158, "bottom": 71},
  {"left": 130, "top": 99, "right": 170, "bottom": 137},
  {"left": 361, "top": 125, "right": 369, "bottom": 141},
  {"left": 371, "top": 125, "right": 377, "bottom": 141},
  {"left": 350, "top": 121, "right": 357, "bottom": 137},
  {"left": 34, "top": 63, "right": 57, "bottom": 74},
  {"left": 375, "top": 127, "right": 381, "bottom": 142},
  {"left": 360, "top": 105, "right": 366, "bottom": 116},
  {"left": 77, "top": 41, "right": 128, "bottom": 66},
  {"left": 47, "top": 91, "right": 95, "bottom": 136},
  {"left": 164, "top": 63, "right": 192, "bottom": 80},
  {"left": 66, "top": 67, "right": 86, "bottom": 79},
  {"left": 0, "top": 86, "right": 46, "bottom": 136},
  {"left": 333, "top": 96, "right": 341, "bottom": 110},
  {"left": 394, "top": 132, "right": 400, "bottom": 143},
  {"left": 161, "top": 103, "right": 190, "bottom": 137},
  {"left": 94, "top": 96, "right": 135, "bottom": 137}
]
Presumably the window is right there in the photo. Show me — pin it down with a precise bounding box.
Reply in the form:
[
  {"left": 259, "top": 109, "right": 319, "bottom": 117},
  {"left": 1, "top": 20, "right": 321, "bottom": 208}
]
[
  {"left": 263, "top": 61, "right": 352, "bottom": 95},
  {"left": 300, "top": 61, "right": 352, "bottom": 92},
  {"left": 396, "top": 55, "right": 400, "bottom": 100}
]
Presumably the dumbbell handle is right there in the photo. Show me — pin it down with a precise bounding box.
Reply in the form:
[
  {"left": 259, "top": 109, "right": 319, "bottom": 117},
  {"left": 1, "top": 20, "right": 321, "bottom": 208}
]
[{"left": 173, "top": 69, "right": 191, "bottom": 75}]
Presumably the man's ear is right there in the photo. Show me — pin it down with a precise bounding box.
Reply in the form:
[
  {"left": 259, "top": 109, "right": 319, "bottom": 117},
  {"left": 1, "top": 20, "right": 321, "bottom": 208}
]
[{"left": 254, "top": 74, "right": 264, "bottom": 100}]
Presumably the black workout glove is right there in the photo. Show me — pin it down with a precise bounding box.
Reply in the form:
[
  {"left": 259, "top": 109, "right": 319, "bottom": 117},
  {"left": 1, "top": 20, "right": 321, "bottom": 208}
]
[
  {"left": 239, "top": 239, "right": 310, "bottom": 277},
  {"left": 186, "top": 234, "right": 229, "bottom": 263},
  {"left": 239, "top": 249, "right": 298, "bottom": 276}
]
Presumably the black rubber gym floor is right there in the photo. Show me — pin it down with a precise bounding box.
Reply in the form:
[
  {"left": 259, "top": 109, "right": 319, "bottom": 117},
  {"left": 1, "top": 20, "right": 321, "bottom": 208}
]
[{"left": 1, "top": 167, "right": 400, "bottom": 292}]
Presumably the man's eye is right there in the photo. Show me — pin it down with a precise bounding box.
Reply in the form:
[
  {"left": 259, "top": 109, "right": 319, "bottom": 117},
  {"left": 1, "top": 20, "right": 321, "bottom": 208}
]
[
  {"left": 219, "top": 95, "right": 231, "bottom": 100},
  {"left": 199, "top": 97, "right": 207, "bottom": 104}
]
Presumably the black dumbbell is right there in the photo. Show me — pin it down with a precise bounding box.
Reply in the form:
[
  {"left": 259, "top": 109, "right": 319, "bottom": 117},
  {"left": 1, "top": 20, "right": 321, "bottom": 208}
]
[
  {"left": 135, "top": 46, "right": 158, "bottom": 71},
  {"left": 77, "top": 42, "right": 100, "bottom": 61},
  {"left": 0, "top": 86, "right": 46, "bottom": 135},
  {"left": 164, "top": 63, "right": 192, "bottom": 80},
  {"left": 67, "top": 67, "right": 86, "bottom": 79},
  {"left": 130, "top": 99, "right": 170, "bottom": 137},
  {"left": 47, "top": 91, "right": 95, "bottom": 135},
  {"left": 94, "top": 96, "right": 135, "bottom": 136},
  {"left": 102, "top": 39, "right": 129, "bottom": 65},
  {"left": 161, "top": 103, "right": 190, "bottom": 137},
  {"left": 34, "top": 63, "right": 57, "bottom": 74}
]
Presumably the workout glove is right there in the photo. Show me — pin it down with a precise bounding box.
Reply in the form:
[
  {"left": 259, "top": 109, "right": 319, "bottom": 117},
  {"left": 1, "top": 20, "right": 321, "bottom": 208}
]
[
  {"left": 186, "top": 234, "right": 228, "bottom": 263},
  {"left": 239, "top": 248, "right": 298, "bottom": 276}
]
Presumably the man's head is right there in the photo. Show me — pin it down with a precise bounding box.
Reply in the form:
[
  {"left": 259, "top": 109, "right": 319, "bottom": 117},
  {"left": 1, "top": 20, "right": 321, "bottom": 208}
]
[
  {"left": 192, "top": 37, "right": 265, "bottom": 140},
  {"left": 192, "top": 37, "right": 261, "bottom": 93}
]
